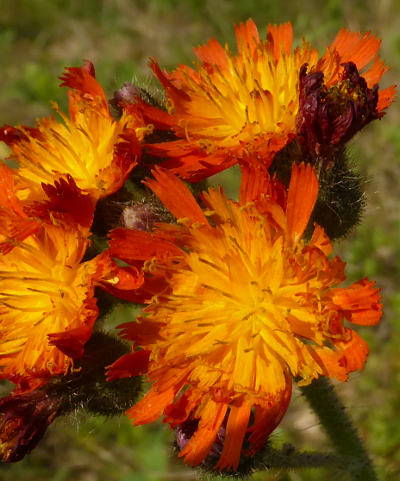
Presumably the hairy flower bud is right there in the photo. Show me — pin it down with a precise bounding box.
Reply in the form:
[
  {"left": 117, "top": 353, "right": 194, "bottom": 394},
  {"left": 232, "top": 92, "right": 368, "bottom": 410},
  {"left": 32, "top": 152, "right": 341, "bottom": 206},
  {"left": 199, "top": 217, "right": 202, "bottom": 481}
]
[
  {"left": 308, "top": 150, "right": 364, "bottom": 239},
  {"left": 110, "top": 82, "right": 160, "bottom": 116},
  {"left": 121, "top": 201, "right": 170, "bottom": 231}
]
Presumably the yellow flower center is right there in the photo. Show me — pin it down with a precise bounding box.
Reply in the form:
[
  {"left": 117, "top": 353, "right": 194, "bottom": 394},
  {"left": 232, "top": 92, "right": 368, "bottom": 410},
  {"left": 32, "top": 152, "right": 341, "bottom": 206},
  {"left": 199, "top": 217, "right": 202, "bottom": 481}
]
[{"left": 173, "top": 49, "right": 301, "bottom": 149}]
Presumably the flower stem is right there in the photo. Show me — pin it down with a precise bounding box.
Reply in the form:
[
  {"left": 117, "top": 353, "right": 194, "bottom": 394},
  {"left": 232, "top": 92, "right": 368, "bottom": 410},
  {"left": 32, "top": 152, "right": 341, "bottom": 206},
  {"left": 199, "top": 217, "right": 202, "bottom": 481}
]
[
  {"left": 260, "top": 444, "right": 352, "bottom": 471},
  {"left": 301, "top": 377, "right": 377, "bottom": 481}
]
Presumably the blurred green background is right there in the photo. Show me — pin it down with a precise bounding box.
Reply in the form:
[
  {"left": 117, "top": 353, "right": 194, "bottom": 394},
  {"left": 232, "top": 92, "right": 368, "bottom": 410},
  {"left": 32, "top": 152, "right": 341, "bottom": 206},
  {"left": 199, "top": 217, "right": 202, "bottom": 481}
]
[{"left": 0, "top": 0, "right": 399, "bottom": 480}]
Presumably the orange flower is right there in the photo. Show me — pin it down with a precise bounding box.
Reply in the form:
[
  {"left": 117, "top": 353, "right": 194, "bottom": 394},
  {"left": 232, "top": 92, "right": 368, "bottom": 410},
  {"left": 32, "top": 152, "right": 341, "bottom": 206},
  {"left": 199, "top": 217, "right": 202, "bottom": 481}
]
[
  {"left": 138, "top": 20, "right": 394, "bottom": 181},
  {"left": 107, "top": 163, "right": 382, "bottom": 470},
  {"left": 0, "top": 223, "right": 111, "bottom": 392},
  {"left": 0, "top": 62, "right": 143, "bottom": 225}
]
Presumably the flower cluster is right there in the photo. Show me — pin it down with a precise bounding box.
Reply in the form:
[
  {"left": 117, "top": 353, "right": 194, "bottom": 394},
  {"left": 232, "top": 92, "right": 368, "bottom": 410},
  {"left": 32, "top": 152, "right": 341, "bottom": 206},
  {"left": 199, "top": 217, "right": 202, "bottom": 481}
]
[{"left": 0, "top": 20, "right": 393, "bottom": 471}]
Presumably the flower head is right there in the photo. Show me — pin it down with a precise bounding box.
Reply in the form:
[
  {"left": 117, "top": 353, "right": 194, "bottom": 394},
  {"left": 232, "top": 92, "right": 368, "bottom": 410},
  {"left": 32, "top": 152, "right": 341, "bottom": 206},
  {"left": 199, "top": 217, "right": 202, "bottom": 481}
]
[
  {"left": 0, "top": 62, "right": 143, "bottom": 220},
  {"left": 0, "top": 223, "right": 111, "bottom": 392},
  {"left": 107, "top": 163, "right": 382, "bottom": 470},
  {"left": 135, "top": 20, "right": 394, "bottom": 181},
  {"left": 142, "top": 20, "right": 310, "bottom": 180}
]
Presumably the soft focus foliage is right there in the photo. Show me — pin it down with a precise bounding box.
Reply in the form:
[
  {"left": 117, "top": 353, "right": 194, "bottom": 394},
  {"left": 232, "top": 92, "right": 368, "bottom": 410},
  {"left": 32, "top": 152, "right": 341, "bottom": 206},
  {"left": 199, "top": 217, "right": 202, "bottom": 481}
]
[{"left": 0, "top": 1, "right": 399, "bottom": 480}]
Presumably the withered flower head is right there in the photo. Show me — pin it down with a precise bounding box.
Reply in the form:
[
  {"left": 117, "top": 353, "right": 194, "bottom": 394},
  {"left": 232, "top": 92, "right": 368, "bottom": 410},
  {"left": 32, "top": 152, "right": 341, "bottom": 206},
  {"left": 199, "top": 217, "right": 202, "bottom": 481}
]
[
  {"left": 296, "top": 61, "right": 381, "bottom": 166},
  {"left": 0, "top": 389, "right": 61, "bottom": 463}
]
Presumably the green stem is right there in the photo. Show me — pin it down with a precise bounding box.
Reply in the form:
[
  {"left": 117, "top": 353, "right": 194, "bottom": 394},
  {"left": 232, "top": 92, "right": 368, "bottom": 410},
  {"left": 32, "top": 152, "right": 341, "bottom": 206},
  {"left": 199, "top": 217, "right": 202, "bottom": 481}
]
[
  {"left": 301, "top": 377, "right": 377, "bottom": 481},
  {"left": 260, "top": 444, "right": 352, "bottom": 471}
]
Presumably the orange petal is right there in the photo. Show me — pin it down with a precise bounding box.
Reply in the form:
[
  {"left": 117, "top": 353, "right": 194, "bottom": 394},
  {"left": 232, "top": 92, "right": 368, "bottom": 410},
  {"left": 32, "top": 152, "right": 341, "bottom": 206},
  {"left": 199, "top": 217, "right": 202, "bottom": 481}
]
[
  {"left": 149, "top": 58, "right": 191, "bottom": 107},
  {"left": 215, "top": 400, "right": 251, "bottom": 472},
  {"left": 180, "top": 398, "right": 228, "bottom": 466},
  {"left": 337, "top": 330, "right": 369, "bottom": 374},
  {"left": 164, "top": 387, "right": 202, "bottom": 424},
  {"left": 239, "top": 158, "right": 271, "bottom": 204},
  {"left": 0, "top": 164, "right": 25, "bottom": 215},
  {"left": 127, "top": 98, "right": 173, "bottom": 130},
  {"left": 127, "top": 384, "right": 177, "bottom": 425},
  {"left": 362, "top": 55, "right": 389, "bottom": 87},
  {"left": 144, "top": 168, "right": 209, "bottom": 225},
  {"left": 109, "top": 227, "right": 183, "bottom": 262},
  {"left": 99, "top": 260, "right": 147, "bottom": 304},
  {"left": 112, "top": 129, "right": 141, "bottom": 181},
  {"left": 0, "top": 217, "right": 40, "bottom": 255},
  {"left": 309, "top": 224, "right": 333, "bottom": 256},
  {"left": 48, "top": 325, "right": 93, "bottom": 359},
  {"left": 286, "top": 163, "right": 319, "bottom": 243},
  {"left": 106, "top": 349, "right": 151, "bottom": 381},
  {"left": 194, "top": 38, "right": 230, "bottom": 70},
  {"left": 0, "top": 165, "right": 40, "bottom": 253},
  {"left": 314, "top": 329, "right": 369, "bottom": 381},
  {"left": 59, "top": 62, "right": 109, "bottom": 113},
  {"left": 117, "top": 320, "right": 163, "bottom": 345},
  {"left": 103, "top": 262, "right": 143, "bottom": 291},
  {"left": 310, "top": 346, "right": 348, "bottom": 381},
  {"left": 331, "top": 278, "right": 382, "bottom": 325},
  {"left": 146, "top": 141, "right": 238, "bottom": 182},
  {"left": 377, "top": 85, "right": 397, "bottom": 113},
  {"left": 328, "top": 29, "right": 381, "bottom": 72},
  {"left": 267, "top": 22, "right": 293, "bottom": 60},
  {"left": 234, "top": 19, "right": 261, "bottom": 58},
  {"left": 247, "top": 382, "right": 292, "bottom": 456}
]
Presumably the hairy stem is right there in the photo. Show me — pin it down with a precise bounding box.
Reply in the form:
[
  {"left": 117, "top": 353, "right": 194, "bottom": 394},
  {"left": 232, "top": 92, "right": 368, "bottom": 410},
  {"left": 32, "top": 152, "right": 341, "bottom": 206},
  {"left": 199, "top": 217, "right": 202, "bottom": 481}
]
[
  {"left": 260, "top": 443, "right": 352, "bottom": 471},
  {"left": 301, "top": 377, "right": 377, "bottom": 481}
]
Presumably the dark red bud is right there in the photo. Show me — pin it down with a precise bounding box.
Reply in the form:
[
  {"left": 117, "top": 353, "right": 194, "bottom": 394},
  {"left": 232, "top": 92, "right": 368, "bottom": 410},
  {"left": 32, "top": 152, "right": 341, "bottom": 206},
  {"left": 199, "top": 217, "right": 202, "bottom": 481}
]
[{"left": 0, "top": 389, "right": 61, "bottom": 463}]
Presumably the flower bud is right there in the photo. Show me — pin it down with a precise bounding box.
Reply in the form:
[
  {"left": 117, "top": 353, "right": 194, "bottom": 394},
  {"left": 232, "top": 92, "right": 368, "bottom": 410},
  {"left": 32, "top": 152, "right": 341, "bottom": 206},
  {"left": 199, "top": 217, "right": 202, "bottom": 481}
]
[
  {"left": 120, "top": 200, "right": 170, "bottom": 232},
  {"left": 110, "top": 82, "right": 160, "bottom": 116},
  {"left": 58, "top": 332, "right": 142, "bottom": 416},
  {"left": 308, "top": 150, "right": 364, "bottom": 240}
]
